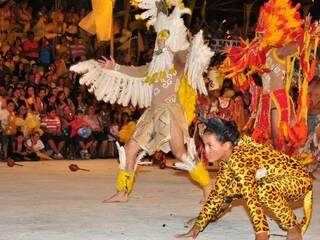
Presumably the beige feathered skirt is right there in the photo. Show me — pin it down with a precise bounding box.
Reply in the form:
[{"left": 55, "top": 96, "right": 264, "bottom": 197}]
[{"left": 132, "top": 103, "right": 189, "bottom": 155}]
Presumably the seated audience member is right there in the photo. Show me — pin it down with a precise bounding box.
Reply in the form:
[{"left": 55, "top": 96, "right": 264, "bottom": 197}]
[
  {"left": 99, "top": 103, "right": 111, "bottom": 127},
  {"left": 41, "top": 106, "right": 65, "bottom": 159},
  {"left": 0, "top": 98, "right": 9, "bottom": 159},
  {"left": 70, "top": 110, "right": 93, "bottom": 159},
  {"left": 12, "top": 34, "right": 23, "bottom": 53},
  {"left": 9, "top": 131, "right": 38, "bottom": 161},
  {"left": 25, "top": 131, "right": 47, "bottom": 160},
  {"left": 34, "top": 88, "right": 47, "bottom": 116},
  {"left": 11, "top": 88, "right": 25, "bottom": 112},
  {"left": 44, "top": 93, "right": 57, "bottom": 111},
  {"left": 39, "top": 37, "right": 52, "bottom": 69},
  {"left": 74, "top": 92, "right": 87, "bottom": 113},
  {"left": 85, "top": 105, "right": 108, "bottom": 158},
  {"left": 17, "top": 2, "right": 32, "bottom": 31},
  {"left": 61, "top": 105, "right": 74, "bottom": 137},
  {"left": 15, "top": 104, "right": 28, "bottom": 133},
  {"left": 55, "top": 36, "right": 70, "bottom": 57},
  {"left": 25, "top": 85, "right": 36, "bottom": 111},
  {"left": 61, "top": 105, "right": 75, "bottom": 158},
  {"left": 22, "top": 31, "right": 39, "bottom": 61},
  {"left": 57, "top": 90, "right": 74, "bottom": 117},
  {"left": 13, "top": 61, "right": 25, "bottom": 80},
  {"left": 107, "top": 114, "right": 120, "bottom": 157},
  {"left": 3, "top": 100, "right": 17, "bottom": 160},
  {"left": 70, "top": 37, "right": 87, "bottom": 62}
]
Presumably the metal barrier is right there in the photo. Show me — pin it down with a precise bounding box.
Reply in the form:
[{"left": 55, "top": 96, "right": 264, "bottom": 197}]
[{"left": 210, "top": 39, "right": 241, "bottom": 52}]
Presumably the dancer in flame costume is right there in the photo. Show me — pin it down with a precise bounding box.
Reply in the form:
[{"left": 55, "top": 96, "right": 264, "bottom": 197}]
[
  {"left": 70, "top": 0, "right": 214, "bottom": 203},
  {"left": 176, "top": 118, "right": 313, "bottom": 240},
  {"left": 219, "top": 0, "right": 319, "bottom": 155}
]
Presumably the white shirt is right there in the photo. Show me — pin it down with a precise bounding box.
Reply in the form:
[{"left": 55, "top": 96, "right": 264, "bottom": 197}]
[{"left": 26, "top": 139, "right": 45, "bottom": 152}]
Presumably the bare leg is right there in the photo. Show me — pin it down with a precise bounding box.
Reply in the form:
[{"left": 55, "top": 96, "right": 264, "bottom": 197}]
[
  {"left": 57, "top": 141, "right": 65, "bottom": 153},
  {"left": 103, "top": 139, "right": 141, "bottom": 203},
  {"left": 124, "top": 139, "right": 143, "bottom": 171},
  {"left": 287, "top": 225, "right": 302, "bottom": 240},
  {"left": 169, "top": 119, "right": 186, "bottom": 160},
  {"left": 47, "top": 139, "right": 59, "bottom": 154},
  {"left": 99, "top": 140, "right": 109, "bottom": 157},
  {"left": 3, "top": 144, "right": 8, "bottom": 159},
  {"left": 79, "top": 141, "right": 86, "bottom": 150},
  {"left": 86, "top": 141, "right": 93, "bottom": 150},
  {"left": 107, "top": 140, "right": 117, "bottom": 157},
  {"left": 271, "top": 108, "right": 279, "bottom": 148},
  {"left": 90, "top": 140, "right": 98, "bottom": 156},
  {"left": 169, "top": 118, "right": 213, "bottom": 201}
]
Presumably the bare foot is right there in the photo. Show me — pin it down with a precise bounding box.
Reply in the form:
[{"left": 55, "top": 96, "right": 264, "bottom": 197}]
[
  {"left": 175, "top": 225, "right": 200, "bottom": 239},
  {"left": 287, "top": 225, "right": 302, "bottom": 240},
  {"left": 255, "top": 231, "right": 269, "bottom": 240},
  {"left": 102, "top": 192, "right": 128, "bottom": 203}
]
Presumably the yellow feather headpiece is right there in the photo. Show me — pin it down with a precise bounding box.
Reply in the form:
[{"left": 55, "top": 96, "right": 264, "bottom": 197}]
[
  {"left": 130, "top": 0, "right": 187, "bottom": 28},
  {"left": 157, "top": 29, "right": 170, "bottom": 40}
]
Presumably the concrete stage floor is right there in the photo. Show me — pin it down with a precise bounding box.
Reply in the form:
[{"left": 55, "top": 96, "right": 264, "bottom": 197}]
[{"left": 0, "top": 159, "right": 319, "bottom": 240}]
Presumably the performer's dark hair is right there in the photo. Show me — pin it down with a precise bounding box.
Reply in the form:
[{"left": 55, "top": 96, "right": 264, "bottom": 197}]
[{"left": 203, "top": 118, "right": 240, "bottom": 145}]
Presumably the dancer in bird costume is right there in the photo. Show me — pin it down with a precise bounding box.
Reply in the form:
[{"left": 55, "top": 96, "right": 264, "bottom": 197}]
[
  {"left": 70, "top": 0, "right": 214, "bottom": 203},
  {"left": 219, "top": 0, "right": 319, "bottom": 156}
]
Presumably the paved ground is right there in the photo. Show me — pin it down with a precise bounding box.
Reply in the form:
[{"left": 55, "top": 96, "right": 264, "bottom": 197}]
[{"left": 0, "top": 159, "right": 319, "bottom": 240}]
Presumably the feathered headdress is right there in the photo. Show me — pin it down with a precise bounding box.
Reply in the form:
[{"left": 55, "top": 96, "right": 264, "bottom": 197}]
[
  {"left": 218, "top": 0, "right": 306, "bottom": 89},
  {"left": 130, "top": 0, "right": 191, "bottom": 52},
  {"left": 256, "top": 0, "right": 304, "bottom": 50},
  {"left": 130, "top": 0, "right": 187, "bottom": 27},
  {"left": 130, "top": 0, "right": 192, "bottom": 84}
]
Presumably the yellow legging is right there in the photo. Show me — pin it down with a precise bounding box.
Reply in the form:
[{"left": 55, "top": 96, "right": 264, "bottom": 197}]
[
  {"left": 257, "top": 173, "right": 312, "bottom": 231},
  {"left": 208, "top": 173, "right": 312, "bottom": 233}
]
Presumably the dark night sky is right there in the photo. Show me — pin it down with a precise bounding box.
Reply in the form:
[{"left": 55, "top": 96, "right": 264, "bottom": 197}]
[
  {"left": 5, "top": 0, "right": 320, "bottom": 22},
  {"left": 310, "top": 1, "right": 320, "bottom": 19},
  {"left": 191, "top": 0, "right": 319, "bottom": 26}
]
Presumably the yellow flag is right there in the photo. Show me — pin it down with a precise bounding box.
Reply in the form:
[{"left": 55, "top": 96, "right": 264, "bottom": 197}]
[{"left": 79, "top": 0, "right": 114, "bottom": 42}]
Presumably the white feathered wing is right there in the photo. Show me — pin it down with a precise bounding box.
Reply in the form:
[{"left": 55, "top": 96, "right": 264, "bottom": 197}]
[
  {"left": 184, "top": 30, "right": 214, "bottom": 96},
  {"left": 70, "top": 60, "right": 153, "bottom": 108}
]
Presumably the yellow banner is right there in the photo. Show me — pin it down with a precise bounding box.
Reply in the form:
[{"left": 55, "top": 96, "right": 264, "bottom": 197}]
[{"left": 79, "top": 0, "right": 114, "bottom": 42}]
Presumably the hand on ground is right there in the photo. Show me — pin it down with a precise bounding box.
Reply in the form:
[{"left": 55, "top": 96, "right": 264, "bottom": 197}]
[{"left": 175, "top": 225, "right": 200, "bottom": 239}]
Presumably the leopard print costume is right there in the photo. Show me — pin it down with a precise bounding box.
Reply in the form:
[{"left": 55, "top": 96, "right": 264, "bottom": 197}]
[{"left": 195, "top": 136, "right": 313, "bottom": 235}]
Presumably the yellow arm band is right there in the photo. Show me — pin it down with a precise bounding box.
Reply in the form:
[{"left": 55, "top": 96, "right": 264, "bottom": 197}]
[{"left": 190, "top": 162, "right": 211, "bottom": 187}]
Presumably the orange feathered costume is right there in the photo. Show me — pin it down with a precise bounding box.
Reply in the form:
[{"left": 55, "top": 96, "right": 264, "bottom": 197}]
[{"left": 219, "top": 0, "right": 319, "bottom": 155}]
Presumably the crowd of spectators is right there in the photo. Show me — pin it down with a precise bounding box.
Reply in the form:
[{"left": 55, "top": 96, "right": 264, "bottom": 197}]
[
  {"left": 0, "top": 1, "right": 319, "bottom": 172},
  {"left": 0, "top": 1, "right": 144, "bottom": 161}
]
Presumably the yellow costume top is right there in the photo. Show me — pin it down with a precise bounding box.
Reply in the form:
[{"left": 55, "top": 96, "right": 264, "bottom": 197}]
[{"left": 195, "top": 136, "right": 312, "bottom": 234}]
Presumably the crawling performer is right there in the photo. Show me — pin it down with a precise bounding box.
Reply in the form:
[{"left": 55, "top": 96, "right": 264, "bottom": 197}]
[{"left": 176, "top": 118, "right": 313, "bottom": 240}]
